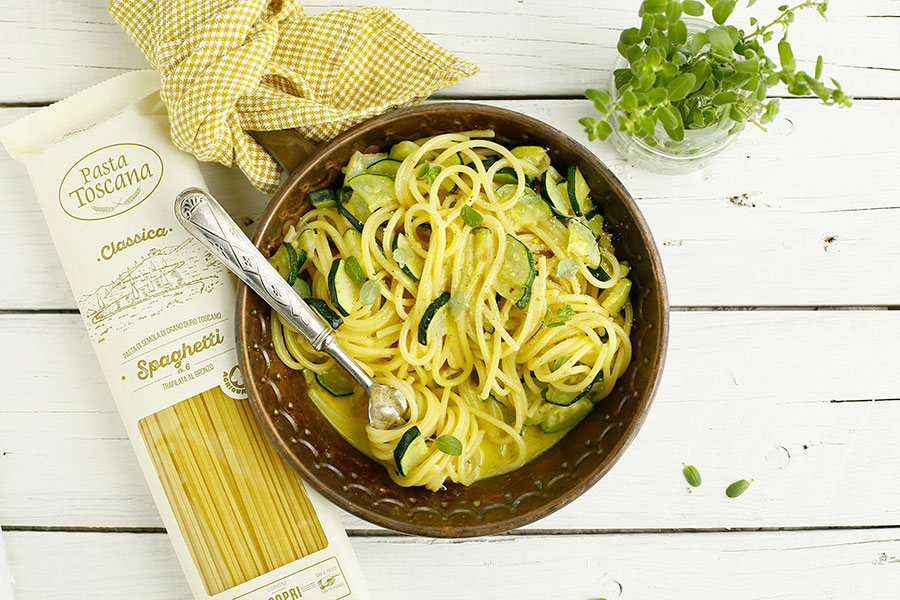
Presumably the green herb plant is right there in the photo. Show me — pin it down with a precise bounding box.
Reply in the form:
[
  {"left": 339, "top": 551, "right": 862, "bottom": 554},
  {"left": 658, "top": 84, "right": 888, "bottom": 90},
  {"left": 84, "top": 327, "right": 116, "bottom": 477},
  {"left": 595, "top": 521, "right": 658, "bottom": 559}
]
[{"left": 580, "top": 0, "right": 851, "bottom": 147}]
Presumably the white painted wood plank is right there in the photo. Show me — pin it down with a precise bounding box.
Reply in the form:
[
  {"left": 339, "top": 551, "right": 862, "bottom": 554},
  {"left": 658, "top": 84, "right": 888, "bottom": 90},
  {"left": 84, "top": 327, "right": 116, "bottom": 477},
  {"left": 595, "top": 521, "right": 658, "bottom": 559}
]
[
  {"left": 0, "top": 530, "right": 12, "bottom": 600},
  {"left": 5, "top": 529, "right": 900, "bottom": 600},
  {"left": 2, "top": 98, "right": 898, "bottom": 309},
  {"left": 2, "top": 310, "right": 899, "bottom": 531},
  {"left": 1, "top": 0, "right": 897, "bottom": 102}
]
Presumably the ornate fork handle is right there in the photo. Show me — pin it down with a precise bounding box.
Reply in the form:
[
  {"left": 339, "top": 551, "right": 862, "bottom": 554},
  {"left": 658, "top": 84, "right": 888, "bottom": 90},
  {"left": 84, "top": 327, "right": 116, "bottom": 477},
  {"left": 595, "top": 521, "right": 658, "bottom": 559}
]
[{"left": 174, "top": 187, "right": 334, "bottom": 351}]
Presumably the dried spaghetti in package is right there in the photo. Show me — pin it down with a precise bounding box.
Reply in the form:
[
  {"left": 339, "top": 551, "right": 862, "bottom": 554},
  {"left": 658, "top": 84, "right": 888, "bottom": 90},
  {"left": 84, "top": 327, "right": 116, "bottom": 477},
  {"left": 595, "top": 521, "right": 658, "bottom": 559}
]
[{"left": 1, "top": 70, "right": 370, "bottom": 600}]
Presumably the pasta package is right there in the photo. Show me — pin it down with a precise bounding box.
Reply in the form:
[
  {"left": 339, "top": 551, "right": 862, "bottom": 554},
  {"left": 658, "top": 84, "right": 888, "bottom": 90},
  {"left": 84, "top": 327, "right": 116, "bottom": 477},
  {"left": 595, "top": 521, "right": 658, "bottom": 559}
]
[{"left": 1, "top": 70, "right": 370, "bottom": 600}]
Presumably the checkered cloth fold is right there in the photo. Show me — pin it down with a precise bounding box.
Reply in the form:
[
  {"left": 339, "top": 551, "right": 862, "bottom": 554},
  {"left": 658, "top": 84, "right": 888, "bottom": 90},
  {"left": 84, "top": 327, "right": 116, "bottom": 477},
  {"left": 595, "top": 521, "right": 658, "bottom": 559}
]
[{"left": 109, "top": 0, "right": 478, "bottom": 192}]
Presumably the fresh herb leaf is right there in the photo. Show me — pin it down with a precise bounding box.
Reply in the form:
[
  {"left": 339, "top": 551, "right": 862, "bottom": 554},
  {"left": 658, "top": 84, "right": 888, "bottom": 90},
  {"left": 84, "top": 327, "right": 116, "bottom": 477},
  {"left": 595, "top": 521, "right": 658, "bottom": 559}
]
[
  {"left": 552, "top": 355, "right": 569, "bottom": 371},
  {"left": 392, "top": 247, "right": 410, "bottom": 267},
  {"left": 682, "top": 464, "right": 702, "bottom": 487},
  {"left": 556, "top": 258, "right": 580, "bottom": 278},
  {"left": 726, "top": 478, "right": 753, "bottom": 498},
  {"left": 424, "top": 165, "right": 443, "bottom": 184},
  {"left": 544, "top": 304, "right": 576, "bottom": 328},
  {"left": 343, "top": 256, "right": 366, "bottom": 284},
  {"left": 435, "top": 435, "right": 463, "bottom": 456},
  {"left": 461, "top": 205, "right": 484, "bottom": 227},
  {"left": 711, "top": 0, "right": 735, "bottom": 24},
  {"left": 682, "top": 0, "right": 705, "bottom": 16},
  {"left": 359, "top": 279, "right": 381, "bottom": 305}
]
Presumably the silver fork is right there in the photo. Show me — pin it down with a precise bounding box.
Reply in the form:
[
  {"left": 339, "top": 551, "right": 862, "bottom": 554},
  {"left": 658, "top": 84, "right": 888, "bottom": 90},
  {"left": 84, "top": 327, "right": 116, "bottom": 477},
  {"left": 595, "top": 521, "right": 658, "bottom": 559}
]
[{"left": 175, "top": 187, "right": 408, "bottom": 430}]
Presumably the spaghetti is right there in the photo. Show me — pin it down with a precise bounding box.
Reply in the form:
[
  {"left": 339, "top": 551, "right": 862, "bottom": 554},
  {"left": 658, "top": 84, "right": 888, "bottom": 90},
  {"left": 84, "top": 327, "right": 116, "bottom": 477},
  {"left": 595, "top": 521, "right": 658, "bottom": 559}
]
[
  {"left": 270, "top": 131, "right": 633, "bottom": 491},
  {"left": 139, "top": 388, "right": 328, "bottom": 595}
]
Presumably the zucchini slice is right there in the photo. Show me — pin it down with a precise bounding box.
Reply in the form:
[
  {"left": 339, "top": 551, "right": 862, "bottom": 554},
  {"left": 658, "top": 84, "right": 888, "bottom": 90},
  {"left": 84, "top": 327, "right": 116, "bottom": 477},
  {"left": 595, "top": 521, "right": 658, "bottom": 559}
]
[
  {"left": 589, "top": 263, "right": 612, "bottom": 282},
  {"left": 541, "top": 387, "right": 583, "bottom": 407},
  {"left": 542, "top": 372, "right": 604, "bottom": 406},
  {"left": 472, "top": 226, "right": 493, "bottom": 262},
  {"left": 566, "top": 164, "right": 591, "bottom": 216},
  {"left": 567, "top": 219, "right": 602, "bottom": 269},
  {"left": 511, "top": 145, "right": 551, "bottom": 178},
  {"left": 389, "top": 141, "right": 420, "bottom": 161},
  {"left": 268, "top": 242, "right": 291, "bottom": 282},
  {"left": 586, "top": 213, "right": 605, "bottom": 237},
  {"left": 327, "top": 258, "right": 359, "bottom": 317},
  {"left": 308, "top": 188, "right": 336, "bottom": 208},
  {"left": 315, "top": 368, "right": 355, "bottom": 397},
  {"left": 305, "top": 298, "right": 343, "bottom": 329},
  {"left": 506, "top": 194, "right": 553, "bottom": 229},
  {"left": 336, "top": 187, "right": 367, "bottom": 233},
  {"left": 541, "top": 171, "right": 574, "bottom": 217},
  {"left": 366, "top": 158, "right": 402, "bottom": 179},
  {"left": 418, "top": 292, "right": 451, "bottom": 346},
  {"left": 478, "top": 154, "right": 501, "bottom": 168},
  {"left": 496, "top": 183, "right": 542, "bottom": 206},
  {"left": 269, "top": 242, "right": 306, "bottom": 286},
  {"left": 494, "top": 234, "right": 536, "bottom": 309},
  {"left": 601, "top": 278, "right": 632, "bottom": 316},
  {"left": 494, "top": 166, "right": 535, "bottom": 188},
  {"left": 343, "top": 228, "right": 363, "bottom": 258},
  {"left": 344, "top": 151, "right": 389, "bottom": 183},
  {"left": 297, "top": 228, "right": 317, "bottom": 256},
  {"left": 539, "top": 398, "right": 594, "bottom": 433},
  {"left": 347, "top": 173, "right": 396, "bottom": 212},
  {"left": 392, "top": 233, "right": 424, "bottom": 282},
  {"left": 393, "top": 426, "right": 429, "bottom": 476},
  {"left": 292, "top": 278, "right": 312, "bottom": 299}
]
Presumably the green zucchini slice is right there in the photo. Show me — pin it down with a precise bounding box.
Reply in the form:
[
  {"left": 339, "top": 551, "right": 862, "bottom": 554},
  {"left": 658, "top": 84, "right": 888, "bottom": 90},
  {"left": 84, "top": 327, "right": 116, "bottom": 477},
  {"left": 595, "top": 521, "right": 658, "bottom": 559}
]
[
  {"left": 343, "top": 228, "right": 363, "bottom": 258},
  {"left": 586, "top": 213, "right": 605, "bottom": 237},
  {"left": 392, "top": 233, "right": 424, "bottom": 282},
  {"left": 494, "top": 234, "right": 536, "bottom": 309},
  {"left": 472, "top": 226, "right": 493, "bottom": 262},
  {"left": 567, "top": 219, "right": 602, "bottom": 269},
  {"left": 566, "top": 164, "right": 591, "bottom": 216},
  {"left": 393, "top": 426, "right": 429, "bottom": 476},
  {"left": 366, "top": 158, "right": 402, "bottom": 179},
  {"left": 306, "top": 298, "right": 343, "bottom": 329},
  {"left": 511, "top": 146, "right": 551, "bottom": 178},
  {"left": 601, "top": 278, "right": 632, "bottom": 316},
  {"left": 493, "top": 166, "right": 535, "bottom": 188},
  {"left": 418, "top": 292, "right": 452, "bottom": 346},
  {"left": 296, "top": 228, "right": 317, "bottom": 256},
  {"left": 541, "top": 171, "right": 574, "bottom": 217},
  {"left": 539, "top": 398, "right": 594, "bottom": 433},
  {"left": 542, "top": 372, "right": 604, "bottom": 407},
  {"left": 327, "top": 258, "right": 359, "bottom": 317},
  {"left": 268, "top": 243, "right": 291, "bottom": 282},
  {"left": 389, "top": 141, "right": 420, "bottom": 161},
  {"left": 336, "top": 187, "right": 367, "bottom": 233},
  {"left": 589, "top": 263, "right": 611, "bottom": 282},
  {"left": 308, "top": 188, "right": 336, "bottom": 208},
  {"left": 506, "top": 193, "right": 553, "bottom": 229},
  {"left": 347, "top": 173, "right": 396, "bottom": 212},
  {"left": 315, "top": 368, "right": 355, "bottom": 397},
  {"left": 269, "top": 242, "right": 306, "bottom": 286},
  {"left": 292, "top": 278, "right": 312, "bottom": 299},
  {"left": 344, "top": 150, "right": 389, "bottom": 183}
]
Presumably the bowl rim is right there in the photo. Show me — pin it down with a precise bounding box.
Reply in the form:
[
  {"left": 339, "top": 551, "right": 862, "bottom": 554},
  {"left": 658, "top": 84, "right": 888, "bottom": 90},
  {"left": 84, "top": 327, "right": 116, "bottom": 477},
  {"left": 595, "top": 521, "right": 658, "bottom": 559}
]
[{"left": 237, "top": 101, "right": 670, "bottom": 537}]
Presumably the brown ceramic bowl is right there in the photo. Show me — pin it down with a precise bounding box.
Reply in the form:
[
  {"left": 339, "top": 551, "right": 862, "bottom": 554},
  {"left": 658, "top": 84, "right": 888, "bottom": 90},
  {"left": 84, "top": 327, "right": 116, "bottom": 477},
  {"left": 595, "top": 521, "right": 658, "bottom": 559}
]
[{"left": 237, "top": 102, "right": 668, "bottom": 537}]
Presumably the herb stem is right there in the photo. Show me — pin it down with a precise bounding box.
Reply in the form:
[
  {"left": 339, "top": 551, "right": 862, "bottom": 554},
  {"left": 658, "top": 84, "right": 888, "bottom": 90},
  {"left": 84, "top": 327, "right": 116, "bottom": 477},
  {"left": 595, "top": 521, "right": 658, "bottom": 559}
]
[{"left": 745, "top": 2, "right": 822, "bottom": 42}]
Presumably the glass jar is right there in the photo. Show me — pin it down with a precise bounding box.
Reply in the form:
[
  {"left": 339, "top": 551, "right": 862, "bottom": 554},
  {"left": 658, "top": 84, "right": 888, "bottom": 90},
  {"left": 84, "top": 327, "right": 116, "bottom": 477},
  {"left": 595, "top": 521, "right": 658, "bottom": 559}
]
[{"left": 606, "top": 17, "right": 740, "bottom": 175}]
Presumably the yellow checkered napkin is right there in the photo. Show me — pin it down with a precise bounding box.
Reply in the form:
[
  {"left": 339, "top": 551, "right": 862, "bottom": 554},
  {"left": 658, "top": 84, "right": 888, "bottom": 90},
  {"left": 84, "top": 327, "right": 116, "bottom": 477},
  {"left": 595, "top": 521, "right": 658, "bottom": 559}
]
[{"left": 109, "top": 0, "right": 478, "bottom": 193}]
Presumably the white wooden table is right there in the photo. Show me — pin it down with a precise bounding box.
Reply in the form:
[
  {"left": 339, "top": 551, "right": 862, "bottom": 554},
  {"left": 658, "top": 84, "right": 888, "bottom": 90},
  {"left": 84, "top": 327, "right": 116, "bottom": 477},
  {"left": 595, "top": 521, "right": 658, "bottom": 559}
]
[{"left": 2, "top": 1, "right": 900, "bottom": 598}]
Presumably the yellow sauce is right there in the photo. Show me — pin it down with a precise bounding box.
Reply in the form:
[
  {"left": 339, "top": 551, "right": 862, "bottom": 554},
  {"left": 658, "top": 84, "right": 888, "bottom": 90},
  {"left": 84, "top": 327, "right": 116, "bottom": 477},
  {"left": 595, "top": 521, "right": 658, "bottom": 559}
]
[{"left": 307, "top": 381, "right": 568, "bottom": 483}]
